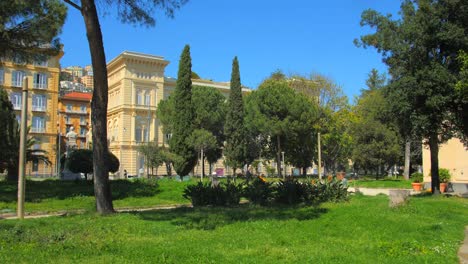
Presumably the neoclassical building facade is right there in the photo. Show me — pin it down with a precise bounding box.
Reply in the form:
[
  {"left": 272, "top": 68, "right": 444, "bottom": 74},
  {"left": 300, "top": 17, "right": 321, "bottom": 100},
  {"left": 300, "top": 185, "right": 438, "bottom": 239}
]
[{"left": 106, "top": 51, "right": 249, "bottom": 177}]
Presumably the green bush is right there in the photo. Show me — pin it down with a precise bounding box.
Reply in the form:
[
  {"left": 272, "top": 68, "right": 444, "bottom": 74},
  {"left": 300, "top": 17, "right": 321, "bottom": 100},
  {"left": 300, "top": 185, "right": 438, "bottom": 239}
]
[
  {"left": 243, "top": 176, "right": 273, "bottom": 205},
  {"left": 411, "top": 172, "right": 423, "bottom": 183},
  {"left": 316, "top": 180, "right": 349, "bottom": 203},
  {"left": 439, "top": 168, "right": 451, "bottom": 183},
  {"left": 273, "top": 178, "right": 306, "bottom": 205},
  {"left": 183, "top": 181, "right": 243, "bottom": 207}
]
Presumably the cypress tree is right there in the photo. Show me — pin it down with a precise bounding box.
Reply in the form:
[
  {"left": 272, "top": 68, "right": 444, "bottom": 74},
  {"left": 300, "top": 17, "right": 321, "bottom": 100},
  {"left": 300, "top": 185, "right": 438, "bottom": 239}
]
[
  {"left": 170, "top": 45, "right": 196, "bottom": 177},
  {"left": 0, "top": 87, "right": 17, "bottom": 176},
  {"left": 224, "top": 56, "right": 247, "bottom": 174}
]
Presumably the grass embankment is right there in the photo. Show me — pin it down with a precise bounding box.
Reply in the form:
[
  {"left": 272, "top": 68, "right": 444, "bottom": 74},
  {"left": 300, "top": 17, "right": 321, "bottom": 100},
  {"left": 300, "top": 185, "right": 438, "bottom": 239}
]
[
  {"left": 0, "top": 195, "right": 467, "bottom": 263},
  {"left": 0, "top": 178, "right": 191, "bottom": 214}
]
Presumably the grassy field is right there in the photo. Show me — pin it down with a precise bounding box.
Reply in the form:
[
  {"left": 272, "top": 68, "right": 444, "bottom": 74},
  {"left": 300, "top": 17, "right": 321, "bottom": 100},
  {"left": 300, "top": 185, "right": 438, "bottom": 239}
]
[
  {"left": 349, "top": 179, "right": 413, "bottom": 188},
  {"left": 0, "top": 194, "right": 466, "bottom": 263},
  {"left": 0, "top": 178, "right": 192, "bottom": 214}
]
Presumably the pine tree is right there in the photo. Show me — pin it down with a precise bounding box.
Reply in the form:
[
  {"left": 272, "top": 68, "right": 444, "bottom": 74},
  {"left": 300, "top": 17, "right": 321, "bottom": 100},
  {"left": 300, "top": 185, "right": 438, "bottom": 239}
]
[
  {"left": 224, "top": 56, "right": 247, "bottom": 175},
  {"left": 170, "top": 45, "right": 196, "bottom": 177}
]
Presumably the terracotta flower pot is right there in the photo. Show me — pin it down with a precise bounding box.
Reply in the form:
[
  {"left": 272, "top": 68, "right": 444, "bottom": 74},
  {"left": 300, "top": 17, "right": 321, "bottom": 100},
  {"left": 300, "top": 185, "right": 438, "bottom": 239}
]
[
  {"left": 412, "top": 182, "right": 423, "bottom": 191},
  {"left": 440, "top": 182, "right": 447, "bottom": 193}
]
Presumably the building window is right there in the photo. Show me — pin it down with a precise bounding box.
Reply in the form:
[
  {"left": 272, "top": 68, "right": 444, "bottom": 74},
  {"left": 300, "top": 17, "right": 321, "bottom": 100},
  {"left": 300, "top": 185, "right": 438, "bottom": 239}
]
[
  {"left": 33, "top": 73, "right": 48, "bottom": 89},
  {"left": 145, "top": 92, "right": 151, "bottom": 106},
  {"left": 64, "top": 115, "right": 71, "bottom": 125},
  {"left": 15, "top": 115, "right": 21, "bottom": 124},
  {"left": 31, "top": 116, "right": 45, "bottom": 133},
  {"left": 80, "top": 116, "right": 86, "bottom": 125},
  {"left": 10, "top": 93, "right": 22, "bottom": 110},
  {"left": 32, "top": 95, "right": 46, "bottom": 111},
  {"left": 136, "top": 89, "right": 144, "bottom": 105},
  {"left": 66, "top": 104, "right": 72, "bottom": 112},
  {"left": 80, "top": 128, "right": 87, "bottom": 137},
  {"left": 80, "top": 105, "right": 86, "bottom": 113},
  {"left": 11, "top": 71, "right": 25, "bottom": 87},
  {"left": 0, "top": 68, "right": 4, "bottom": 84}
]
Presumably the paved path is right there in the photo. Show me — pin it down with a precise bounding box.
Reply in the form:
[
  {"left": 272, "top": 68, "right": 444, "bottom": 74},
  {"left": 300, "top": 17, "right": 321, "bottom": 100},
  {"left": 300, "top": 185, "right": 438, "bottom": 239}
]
[{"left": 347, "top": 187, "right": 421, "bottom": 196}]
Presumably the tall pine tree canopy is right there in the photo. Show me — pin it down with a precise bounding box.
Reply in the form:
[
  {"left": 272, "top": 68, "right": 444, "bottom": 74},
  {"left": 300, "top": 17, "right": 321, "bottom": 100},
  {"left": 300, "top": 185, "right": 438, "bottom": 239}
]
[
  {"left": 0, "top": 0, "right": 67, "bottom": 61},
  {"left": 0, "top": 87, "right": 17, "bottom": 173},
  {"left": 224, "top": 56, "right": 247, "bottom": 170},
  {"left": 170, "top": 45, "right": 196, "bottom": 177}
]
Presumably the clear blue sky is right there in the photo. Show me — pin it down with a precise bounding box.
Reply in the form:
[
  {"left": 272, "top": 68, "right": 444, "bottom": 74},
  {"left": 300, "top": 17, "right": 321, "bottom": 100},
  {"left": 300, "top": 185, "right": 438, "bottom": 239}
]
[{"left": 59, "top": 0, "right": 401, "bottom": 100}]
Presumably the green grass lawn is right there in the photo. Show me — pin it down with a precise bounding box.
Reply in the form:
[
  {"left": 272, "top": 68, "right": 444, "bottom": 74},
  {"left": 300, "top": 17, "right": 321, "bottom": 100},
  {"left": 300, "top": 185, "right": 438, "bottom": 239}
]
[
  {"left": 0, "top": 178, "right": 192, "bottom": 214},
  {"left": 349, "top": 179, "right": 413, "bottom": 188},
  {"left": 0, "top": 194, "right": 466, "bottom": 263}
]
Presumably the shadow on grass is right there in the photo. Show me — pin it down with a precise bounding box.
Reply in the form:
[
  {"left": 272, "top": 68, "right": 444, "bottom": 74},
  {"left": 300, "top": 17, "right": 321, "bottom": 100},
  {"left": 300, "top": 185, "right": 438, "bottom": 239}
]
[
  {"left": 135, "top": 204, "right": 328, "bottom": 230},
  {"left": 0, "top": 179, "right": 160, "bottom": 203}
]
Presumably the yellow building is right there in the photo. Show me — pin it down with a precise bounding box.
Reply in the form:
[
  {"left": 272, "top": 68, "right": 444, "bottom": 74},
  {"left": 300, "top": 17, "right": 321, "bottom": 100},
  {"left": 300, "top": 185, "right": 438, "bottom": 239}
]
[
  {"left": 0, "top": 54, "right": 62, "bottom": 177},
  {"left": 422, "top": 137, "right": 468, "bottom": 184},
  {"left": 107, "top": 51, "right": 252, "bottom": 177},
  {"left": 58, "top": 92, "right": 92, "bottom": 150}
]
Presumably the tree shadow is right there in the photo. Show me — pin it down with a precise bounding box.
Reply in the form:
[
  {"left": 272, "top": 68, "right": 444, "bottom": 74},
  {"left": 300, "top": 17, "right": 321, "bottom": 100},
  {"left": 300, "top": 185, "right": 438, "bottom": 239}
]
[
  {"left": 0, "top": 179, "right": 160, "bottom": 203},
  {"left": 135, "top": 204, "right": 328, "bottom": 230}
]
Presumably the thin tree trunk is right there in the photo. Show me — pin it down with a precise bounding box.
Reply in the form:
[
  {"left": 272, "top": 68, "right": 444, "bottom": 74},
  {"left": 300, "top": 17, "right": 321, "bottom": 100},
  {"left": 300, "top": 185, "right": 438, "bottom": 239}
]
[
  {"left": 429, "top": 134, "right": 440, "bottom": 194},
  {"left": 81, "top": 0, "right": 114, "bottom": 214},
  {"left": 403, "top": 138, "right": 411, "bottom": 180},
  {"left": 302, "top": 167, "right": 307, "bottom": 177},
  {"left": 276, "top": 135, "right": 282, "bottom": 179}
]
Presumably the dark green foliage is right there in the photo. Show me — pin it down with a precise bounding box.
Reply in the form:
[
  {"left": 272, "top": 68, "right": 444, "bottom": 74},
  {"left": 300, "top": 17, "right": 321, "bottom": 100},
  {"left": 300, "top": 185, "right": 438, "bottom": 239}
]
[
  {"left": 0, "top": 87, "right": 17, "bottom": 174},
  {"left": 243, "top": 176, "right": 273, "bottom": 205},
  {"left": 273, "top": 178, "right": 306, "bottom": 205},
  {"left": 183, "top": 181, "right": 243, "bottom": 207},
  {"left": 411, "top": 172, "right": 423, "bottom": 183},
  {"left": 0, "top": 0, "right": 67, "bottom": 62},
  {"left": 170, "top": 45, "right": 196, "bottom": 177},
  {"left": 66, "top": 150, "right": 119, "bottom": 176},
  {"left": 224, "top": 56, "right": 247, "bottom": 170}
]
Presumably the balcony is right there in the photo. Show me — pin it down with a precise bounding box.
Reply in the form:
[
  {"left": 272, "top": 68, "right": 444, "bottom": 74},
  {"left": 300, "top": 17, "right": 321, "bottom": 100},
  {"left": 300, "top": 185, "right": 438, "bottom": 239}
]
[
  {"left": 80, "top": 121, "right": 88, "bottom": 126},
  {"left": 32, "top": 106, "right": 46, "bottom": 112},
  {"left": 11, "top": 81, "right": 22, "bottom": 88},
  {"left": 31, "top": 127, "right": 45, "bottom": 133},
  {"left": 33, "top": 83, "right": 47, "bottom": 89},
  {"left": 65, "top": 109, "right": 88, "bottom": 115},
  {"left": 12, "top": 104, "right": 21, "bottom": 110}
]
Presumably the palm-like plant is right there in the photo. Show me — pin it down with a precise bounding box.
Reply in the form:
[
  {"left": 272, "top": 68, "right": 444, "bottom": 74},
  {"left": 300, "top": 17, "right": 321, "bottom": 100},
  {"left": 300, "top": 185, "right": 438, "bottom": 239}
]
[{"left": 6, "top": 126, "right": 51, "bottom": 181}]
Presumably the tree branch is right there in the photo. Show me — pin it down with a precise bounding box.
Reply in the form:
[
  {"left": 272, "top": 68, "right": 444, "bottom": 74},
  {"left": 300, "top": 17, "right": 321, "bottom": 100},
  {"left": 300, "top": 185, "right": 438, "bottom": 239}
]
[{"left": 63, "top": 0, "right": 82, "bottom": 11}]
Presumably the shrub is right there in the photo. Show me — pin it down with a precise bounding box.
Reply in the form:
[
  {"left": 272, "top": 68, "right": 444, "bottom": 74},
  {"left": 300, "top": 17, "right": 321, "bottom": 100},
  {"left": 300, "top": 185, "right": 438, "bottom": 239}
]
[
  {"left": 439, "top": 168, "right": 451, "bottom": 183},
  {"left": 273, "top": 178, "right": 306, "bottom": 205},
  {"left": 316, "top": 179, "right": 349, "bottom": 203},
  {"left": 411, "top": 172, "right": 423, "bottom": 183},
  {"left": 243, "top": 175, "right": 273, "bottom": 205},
  {"left": 183, "top": 181, "right": 243, "bottom": 207}
]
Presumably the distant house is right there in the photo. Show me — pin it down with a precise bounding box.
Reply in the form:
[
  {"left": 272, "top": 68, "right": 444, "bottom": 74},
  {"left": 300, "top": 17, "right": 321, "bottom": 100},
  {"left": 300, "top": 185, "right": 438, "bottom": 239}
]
[{"left": 422, "top": 137, "right": 468, "bottom": 184}]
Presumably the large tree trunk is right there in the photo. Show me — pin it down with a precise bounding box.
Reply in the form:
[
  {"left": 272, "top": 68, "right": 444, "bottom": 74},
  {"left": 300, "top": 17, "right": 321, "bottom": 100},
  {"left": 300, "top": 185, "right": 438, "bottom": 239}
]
[
  {"left": 429, "top": 134, "right": 440, "bottom": 194},
  {"left": 276, "top": 135, "right": 282, "bottom": 179},
  {"left": 81, "top": 0, "right": 114, "bottom": 214},
  {"left": 403, "top": 138, "right": 411, "bottom": 180}
]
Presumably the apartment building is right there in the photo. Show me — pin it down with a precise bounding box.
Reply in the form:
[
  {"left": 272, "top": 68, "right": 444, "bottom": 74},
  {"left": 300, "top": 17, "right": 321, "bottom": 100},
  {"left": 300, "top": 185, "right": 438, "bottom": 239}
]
[
  {"left": 0, "top": 53, "right": 62, "bottom": 176},
  {"left": 58, "top": 92, "right": 92, "bottom": 150},
  {"left": 106, "top": 51, "right": 252, "bottom": 177}
]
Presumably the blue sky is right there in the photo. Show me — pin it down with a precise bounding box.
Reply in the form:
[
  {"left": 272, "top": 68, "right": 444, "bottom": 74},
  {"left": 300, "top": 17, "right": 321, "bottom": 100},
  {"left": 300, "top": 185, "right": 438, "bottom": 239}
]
[{"left": 59, "top": 0, "right": 401, "bottom": 100}]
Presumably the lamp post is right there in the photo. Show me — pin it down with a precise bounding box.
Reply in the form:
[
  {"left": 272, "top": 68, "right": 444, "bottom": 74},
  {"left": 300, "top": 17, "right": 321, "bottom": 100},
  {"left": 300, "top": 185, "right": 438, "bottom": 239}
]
[
  {"left": 17, "top": 76, "right": 28, "bottom": 219},
  {"left": 56, "top": 113, "right": 61, "bottom": 179}
]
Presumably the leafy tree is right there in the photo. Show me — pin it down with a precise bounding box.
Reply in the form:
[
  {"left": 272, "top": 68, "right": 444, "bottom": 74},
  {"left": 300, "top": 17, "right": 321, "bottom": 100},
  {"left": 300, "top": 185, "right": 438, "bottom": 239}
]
[
  {"left": 0, "top": 0, "right": 67, "bottom": 62},
  {"left": 224, "top": 56, "right": 247, "bottom": 175},
  {"left": 137, "top": 142, "right": 164, "bottom": 176},
  {"left": 351, "top": 89, "right": 402, "bottom": 177},
  {"left": 245, "top": 79, "right": 318, "bottom": 178},
  {"left": 455, "top": 51, "right": 468, "bottom": 143},
  {"left": 63, "top": 0, "right": 187, "bottom": 213},
  {"left": 187, "top": 129, "right": 218, "bottom": 178},
  {"left": 66, "top": 149, "right": 119, "bottom": 180},
  {"left": 170, "top": 45, "right": 196, "bottom": 178},
  {"left": 361, "top": 69, "right": 386, "bottom": 96},
  {"left": 0, "top": 87, "right": 17, "bottom": 177},
  {"left": 357, "top": 0, "right": 468, "bottom": 193}
]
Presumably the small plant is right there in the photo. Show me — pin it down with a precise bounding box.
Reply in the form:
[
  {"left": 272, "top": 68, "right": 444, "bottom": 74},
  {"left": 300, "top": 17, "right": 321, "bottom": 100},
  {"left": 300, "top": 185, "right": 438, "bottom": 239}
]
[
  {"left": 183, "top": 181, "right": 243, "bottom": 207},
  {"left": 411, "top": 172, "right": 423, "bottom": 183},
  {"left": 243, "top": 175, "right": 273, "bottom": 205},
  {"left": 273, "top": 178, "right": 306, "bottom": 205},
  {"left": 439, "top": 168, "right": 451, "bottom": 183}
]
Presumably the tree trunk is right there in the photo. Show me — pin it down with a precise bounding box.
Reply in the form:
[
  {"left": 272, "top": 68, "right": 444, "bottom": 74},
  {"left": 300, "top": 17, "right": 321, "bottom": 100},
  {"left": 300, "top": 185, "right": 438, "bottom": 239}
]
[
  {"left": 429, "top": 134, "right": 440, "bottom": 194},
  {"left": 276, "top": 135, "right": 282, "bottom": 179},
  {"left": 81, "top": 0, "right": 114, "bottom": 214},
  {"left": 403, "top": 138, "right": 411, "bottom": 180},
  {"left": 302, "top": 167, "right": 307, "bottom": 177}
]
